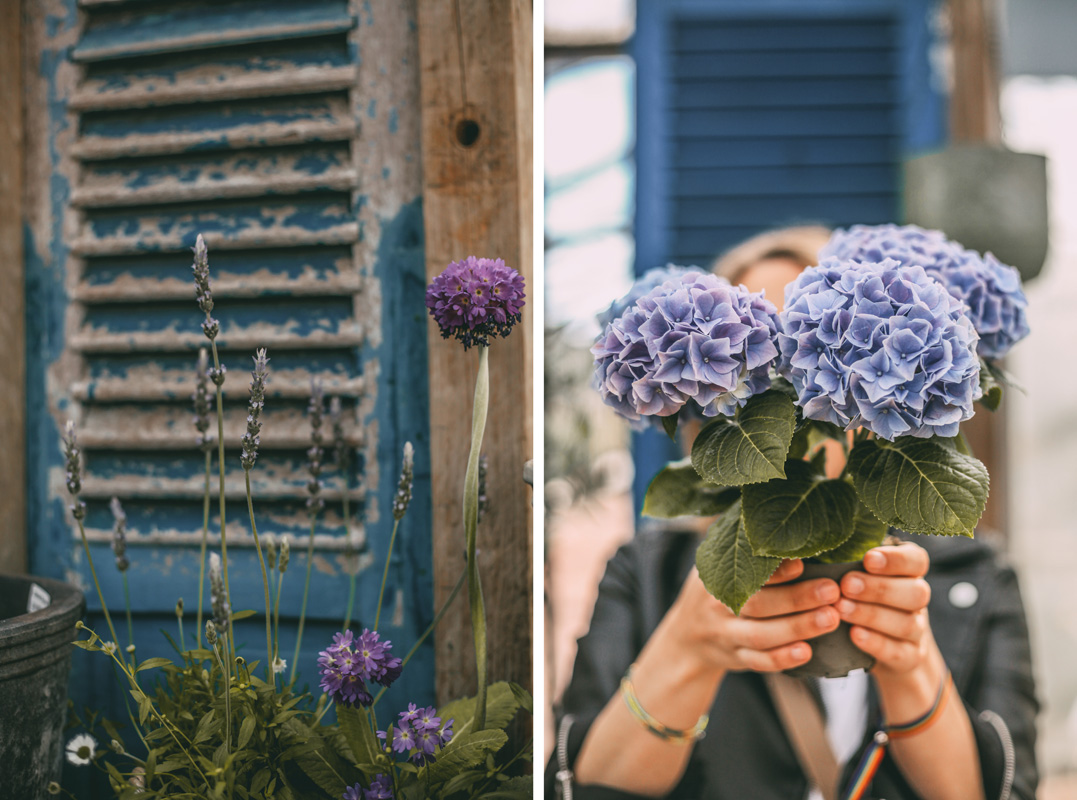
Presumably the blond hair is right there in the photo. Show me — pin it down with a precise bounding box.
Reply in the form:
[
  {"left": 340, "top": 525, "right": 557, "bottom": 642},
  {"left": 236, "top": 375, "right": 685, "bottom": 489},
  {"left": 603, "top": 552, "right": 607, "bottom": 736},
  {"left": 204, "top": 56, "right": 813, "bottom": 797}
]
[{"left": 711, "top": 225, "right": 831, "bottom": 284}]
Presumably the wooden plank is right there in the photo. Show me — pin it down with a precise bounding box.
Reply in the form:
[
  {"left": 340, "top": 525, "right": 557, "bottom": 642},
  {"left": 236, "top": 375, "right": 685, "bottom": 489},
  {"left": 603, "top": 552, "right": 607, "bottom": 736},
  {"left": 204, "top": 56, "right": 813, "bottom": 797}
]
[
  {"left": 417, "top": 0, "right": 533, "bottom": 704},
  {"left": 0, "top": 0, "right": 27, "bottom": 573}
]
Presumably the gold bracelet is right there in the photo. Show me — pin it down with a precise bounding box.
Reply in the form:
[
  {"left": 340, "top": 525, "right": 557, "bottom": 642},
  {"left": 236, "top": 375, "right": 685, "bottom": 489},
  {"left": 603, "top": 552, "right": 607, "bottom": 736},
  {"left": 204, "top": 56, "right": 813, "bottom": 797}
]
[{"left": 619, "top": 664, "right": 708, "bottom": 745}]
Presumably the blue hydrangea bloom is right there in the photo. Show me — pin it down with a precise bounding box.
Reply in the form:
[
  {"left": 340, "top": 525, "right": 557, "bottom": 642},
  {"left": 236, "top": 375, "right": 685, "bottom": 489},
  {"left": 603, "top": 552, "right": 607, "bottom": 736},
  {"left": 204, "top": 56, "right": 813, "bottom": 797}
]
[
  {"left": 777, "top": 258, "right": 982, "bottom": 440},
  {"left": 592, "top": 269, "right": 781, "bottom": 424},
  {"left": 595, "top": 264, "right": 695, "bottom": 329},
  {"left": 821, "top": 224, "right": 1029, "bottom": 359}
]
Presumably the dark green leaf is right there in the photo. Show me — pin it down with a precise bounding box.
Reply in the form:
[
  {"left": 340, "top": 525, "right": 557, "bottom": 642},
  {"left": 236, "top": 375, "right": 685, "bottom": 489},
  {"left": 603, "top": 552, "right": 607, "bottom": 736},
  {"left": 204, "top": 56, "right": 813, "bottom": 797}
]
[
  {"left": 812, "top": 502, "right": 888, "bottom": 564},
  {"left": 742, "top": 461, "right": 857, "bottom": 559},
  {"left": 662, "top": 411, "right": 680, "bottom": 441},
  {"left": 136, "top": 657, "right": 174, "bottom": 673},
  {"left": 508, "top": 682, "right": 533, "bottom": 714},
  {"left": 438, "top": 682, "right": 520, "bottom": 739},
  {"left": 643, "top": 459, "right": 740, "bottom": 518},
  {"left": 695, "top": 501, "right": 781, "bottom": 615},
  {"left": 979, "top": 366, "right": 1003, "bottom": 411},
  {"left": 337, "top": 706, "right": 380, "bottom": 765},
  {"left": 423, "top": 730, "right": 508, "bottom": 784},
  {"left": 848, "top": 437, "right": 988, "bottom": 537},
  {"left": 690, "top": 390, "right": 796, "bottom": 486},
  {"left": 237, "top": 716, "right": 256, "bottom": 749}
]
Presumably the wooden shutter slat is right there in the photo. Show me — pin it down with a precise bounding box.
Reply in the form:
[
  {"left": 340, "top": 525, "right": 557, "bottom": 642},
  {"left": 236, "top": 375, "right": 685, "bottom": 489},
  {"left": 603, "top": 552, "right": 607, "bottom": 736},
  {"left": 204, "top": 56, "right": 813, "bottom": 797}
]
[
  {"left": 72, "top": 372, "right": 363, "bottom": 402},
  {"left": 80, "top": 475, "right": 363, "bottom": 503},
  {"left": 74, "top": 270, "right": 359, "bottom": 302}
]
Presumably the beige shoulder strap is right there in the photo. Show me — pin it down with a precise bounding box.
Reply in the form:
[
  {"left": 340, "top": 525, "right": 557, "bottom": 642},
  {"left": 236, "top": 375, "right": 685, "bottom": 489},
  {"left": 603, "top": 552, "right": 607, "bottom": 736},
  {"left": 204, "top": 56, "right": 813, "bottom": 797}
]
[{"left": 764, "top": 673, "right": 840, "bottom": 800}]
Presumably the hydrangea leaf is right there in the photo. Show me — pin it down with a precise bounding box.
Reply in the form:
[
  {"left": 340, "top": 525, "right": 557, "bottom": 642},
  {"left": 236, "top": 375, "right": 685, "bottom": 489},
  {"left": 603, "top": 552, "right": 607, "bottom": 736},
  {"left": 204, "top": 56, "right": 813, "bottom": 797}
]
[
  {"left": 979, "top": 365, "right": 1003, "bottom": 412},
  {"left": 742, "top": 461, "right": 858, "bottom": 558},
  {"left": 848, "top": 437, "right": 988, "bottom": 537},
  {"left": 643, "top": 458, "right": 740, "bottom": 518},
  {"left": 812, "top": 501, "right": 888, "bottom": 564},
  {"left": 422, "top": 729, "right": 508, "bottom": 784},
  {"left": 690, "top": 390, "right": 796, "bottom": 487},
  {"left": 695, "top": 501, "right": 781, "bottom": 615},
  {"left": 662, "top": 410, "right": 680, "bottom": 441}
]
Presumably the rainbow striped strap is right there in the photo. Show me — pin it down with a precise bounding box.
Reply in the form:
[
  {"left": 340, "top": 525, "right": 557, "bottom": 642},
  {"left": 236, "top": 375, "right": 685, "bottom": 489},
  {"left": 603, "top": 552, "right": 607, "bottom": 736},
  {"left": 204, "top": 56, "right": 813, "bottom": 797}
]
[
  {"left": 619, "top": 664, "right": 709, "bottom": 745},
  {"left": 841, "top": 670, "right": 953, "bottom": 800}
]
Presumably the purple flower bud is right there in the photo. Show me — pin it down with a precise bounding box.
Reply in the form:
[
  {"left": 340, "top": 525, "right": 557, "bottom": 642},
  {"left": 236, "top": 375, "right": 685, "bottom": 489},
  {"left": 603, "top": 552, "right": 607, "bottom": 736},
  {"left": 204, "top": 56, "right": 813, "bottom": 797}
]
[
  {"left": 192, "top": 348, "right": 214, "bottom": 452},
  {"left": 391, "top": 442, "right": 414, "bottom": 521},
  {"left": 240, "top": 348, "right": 269, "bottom": 471}
]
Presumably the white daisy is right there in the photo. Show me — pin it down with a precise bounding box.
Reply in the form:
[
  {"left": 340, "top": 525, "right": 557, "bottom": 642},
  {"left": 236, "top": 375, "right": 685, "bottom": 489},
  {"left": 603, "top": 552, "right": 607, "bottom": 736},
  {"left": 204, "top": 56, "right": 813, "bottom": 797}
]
[
  {"left": 272, "top": 656, "right": 287, "bottom": 675},
  {"left": 66, "top": 733, "right": 97, "bottom": 766},
  {"left": 101, "top": 641, "right": 117, "bottom": 655}
]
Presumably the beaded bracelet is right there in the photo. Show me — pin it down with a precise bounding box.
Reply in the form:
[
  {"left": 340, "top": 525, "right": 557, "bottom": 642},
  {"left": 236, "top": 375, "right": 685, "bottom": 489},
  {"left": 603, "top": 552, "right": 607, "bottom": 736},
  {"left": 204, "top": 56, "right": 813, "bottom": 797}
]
[
  {"left": 842, "top": 670, "right": 954, "bottom": 800},
  {"left": 619, "top": 664, "right": 709, "bottom": 745}
]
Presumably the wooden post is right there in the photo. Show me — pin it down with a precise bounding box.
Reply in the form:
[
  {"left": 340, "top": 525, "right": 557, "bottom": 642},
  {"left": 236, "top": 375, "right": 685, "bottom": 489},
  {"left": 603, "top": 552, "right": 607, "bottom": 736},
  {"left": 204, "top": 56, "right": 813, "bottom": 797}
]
[
  {"left": 417, "top": 0, "right": 533, "bottom": 703},
  {"left": 0, "top": 0, "right": 27, "bottom": 574},
  {"left": 948, "top": 0, "right": 1008, "bottom": 537}
]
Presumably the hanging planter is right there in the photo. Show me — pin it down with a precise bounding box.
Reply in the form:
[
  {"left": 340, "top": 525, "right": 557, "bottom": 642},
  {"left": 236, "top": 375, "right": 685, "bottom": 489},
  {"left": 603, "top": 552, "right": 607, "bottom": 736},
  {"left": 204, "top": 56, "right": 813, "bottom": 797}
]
[{"left": 0, "top": 573, "right": 85, "bottom": 796}]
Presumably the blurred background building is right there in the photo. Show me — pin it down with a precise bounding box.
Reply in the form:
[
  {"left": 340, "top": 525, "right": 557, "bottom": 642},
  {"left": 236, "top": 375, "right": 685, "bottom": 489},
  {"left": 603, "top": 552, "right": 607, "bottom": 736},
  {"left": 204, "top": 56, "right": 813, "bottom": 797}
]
[{"left": 544, "top": 0, "right": 1077, "bottom": 794}]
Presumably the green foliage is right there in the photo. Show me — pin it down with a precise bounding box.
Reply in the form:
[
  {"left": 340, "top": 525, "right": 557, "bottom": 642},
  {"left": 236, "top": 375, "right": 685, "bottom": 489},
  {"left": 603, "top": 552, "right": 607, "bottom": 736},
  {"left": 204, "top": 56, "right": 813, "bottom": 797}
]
[
  {"left": 695, "top": 501, "right": 781, "bottom": 615},
  {"left": 812, "top": 501, "right": 888, "bottom": 564},
  {"left": 848, "top": 437, "right": 989, "bottom": 537},
  {"left": 643, "top": 459, "right": 740, "bottom": 519},
  {"left": 690, "top": 391, "right": 796, "bottom": 486}
]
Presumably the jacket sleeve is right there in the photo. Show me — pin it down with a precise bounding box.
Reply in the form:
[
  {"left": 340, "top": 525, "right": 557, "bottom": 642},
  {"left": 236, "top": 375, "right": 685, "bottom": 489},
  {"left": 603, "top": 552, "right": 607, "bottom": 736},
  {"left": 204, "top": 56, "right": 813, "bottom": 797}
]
[
  {"left": 545, "top": 542, "right": 654, "bottom": 800},
  {"left": 966, "top": 564, "right": 1040, "bottom": 800}
]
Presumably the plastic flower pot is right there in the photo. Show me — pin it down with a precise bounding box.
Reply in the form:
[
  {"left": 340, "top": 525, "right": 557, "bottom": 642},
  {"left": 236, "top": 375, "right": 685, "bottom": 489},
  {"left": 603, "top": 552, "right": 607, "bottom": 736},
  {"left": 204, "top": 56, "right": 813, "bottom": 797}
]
[
  {"left": 783, "top": 560, "right": 875, "bottom": 679},
  {"left": 0, "top": 573, "right": 85, "bottom": 796}
]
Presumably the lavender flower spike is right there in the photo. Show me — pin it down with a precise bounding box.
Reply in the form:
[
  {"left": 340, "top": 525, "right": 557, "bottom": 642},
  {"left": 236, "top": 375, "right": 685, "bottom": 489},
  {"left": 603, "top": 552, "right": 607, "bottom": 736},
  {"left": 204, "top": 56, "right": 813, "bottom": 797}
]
[
  {"left": 191, "top": 234, "right": 220, "bottom": 341},
  {"left": 278, "top": 535, "right": 290, "bottom": 573},
  {"left": 110, "top": 497, "right": 129, "bottom": 572},
  {"left": 306, "top": 379, "right": 326, "bottom": 518},
  {"left": 425, "top": 256, "right": 526, "bottom": 349},
  {"left": 62, "top": 421, "right": 87, "bottom": 521},
  {"left": 209, "top": 553, "right": 230, "bottom": 633},
  {"left": 240, "top": 348, "right": 269, "bottom": 471},
  {"left": 192, "top": 348, "right": 214, "bottom": 452},
  {"left": 392, "top": 442, "right": 414, "bottom": 521}
]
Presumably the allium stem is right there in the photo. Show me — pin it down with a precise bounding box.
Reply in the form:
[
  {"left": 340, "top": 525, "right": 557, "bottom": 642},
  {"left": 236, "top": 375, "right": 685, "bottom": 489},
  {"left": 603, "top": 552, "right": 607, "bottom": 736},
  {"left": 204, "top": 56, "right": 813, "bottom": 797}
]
[
  {"left": 209, "top": 341, "right": 236, "bottom": 666},
  {"left": 196, "top": 450, "right": 211, "bottom": 649},
  {"left": 464, "top": 345, "right": 491, "bottom": 731},
  {"left": 245, "top": 470, "right": 276, "bottom": 691},
  {"left": 291, "top": 517, "right": 317, "bottom": 686},
  {"left": 374, "top": 518, "right": 400, "bottom": 631}
]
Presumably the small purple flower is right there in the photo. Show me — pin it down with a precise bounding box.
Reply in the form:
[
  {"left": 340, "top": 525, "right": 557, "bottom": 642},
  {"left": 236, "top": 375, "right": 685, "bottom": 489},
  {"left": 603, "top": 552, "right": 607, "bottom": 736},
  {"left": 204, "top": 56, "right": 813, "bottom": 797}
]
[
  {"left": 821, "top": 224, "right": 1029, "bottom": 359},
  {"left": 426, "top": 256, "right": 526, "bottom": 349},
  {"left": 317, "top": 628, "right": 400, "bottom": 708},
  {"left": 364, "top": 775, "right": 394, "bottom": 800},
  {"left": 376, "top": 704, "right": 454, "bottom": 767},
  {"left": 592, "top": 267, "right": 781, "bottom": 425}
]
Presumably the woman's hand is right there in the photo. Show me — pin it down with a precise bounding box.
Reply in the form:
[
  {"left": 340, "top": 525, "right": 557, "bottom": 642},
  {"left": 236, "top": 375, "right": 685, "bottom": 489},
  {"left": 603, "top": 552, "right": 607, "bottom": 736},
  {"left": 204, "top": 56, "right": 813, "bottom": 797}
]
[{"left": 667, "top": 558, "right": 842, "bottom": 678}]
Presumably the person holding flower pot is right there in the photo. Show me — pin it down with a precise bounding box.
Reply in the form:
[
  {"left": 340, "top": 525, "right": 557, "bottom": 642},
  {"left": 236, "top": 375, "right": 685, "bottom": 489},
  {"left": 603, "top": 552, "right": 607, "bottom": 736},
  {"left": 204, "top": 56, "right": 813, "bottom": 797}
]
[{"left": 548, "top": 226, "right": 1037, "bottom": 800}]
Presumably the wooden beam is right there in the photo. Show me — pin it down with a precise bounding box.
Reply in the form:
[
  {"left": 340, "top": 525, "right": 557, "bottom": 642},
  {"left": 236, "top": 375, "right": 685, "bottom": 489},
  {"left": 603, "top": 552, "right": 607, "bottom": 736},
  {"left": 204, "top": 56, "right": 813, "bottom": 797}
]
[
  {"left": 0, "top": 0, "right": 27, "bottom": 574},
  {"left": 417, "top": 0, "right": 533, "bottom": 704}
]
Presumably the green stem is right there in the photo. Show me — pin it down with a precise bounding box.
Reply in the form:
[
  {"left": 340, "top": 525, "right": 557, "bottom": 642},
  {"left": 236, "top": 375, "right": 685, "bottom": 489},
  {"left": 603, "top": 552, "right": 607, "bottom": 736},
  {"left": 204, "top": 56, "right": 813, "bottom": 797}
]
[
  {"left": 341, "top": 489, "right": 357, "bottom": 632},
  {"left": 273, "top": 568, "right": 283, "bottom": 668},
  {"left": 177, "top": 613, "right": 185, "bottom": 654},
  {"left": 291, "top": 516, "right": 317, "bottom": 685},
  {"left": 374, "top": 518, "right": 400, "bottom": 631},
  {"left": 209, "top": 342, "right": 236, "bottom": 666},
  {"left": 211, "top": 641, "right": 231, "bottom": 756},
  {"left": 75, "top": 518, "right": 121, "bottom": 649},
  {"left": 464, "top": 345, "right": 491, "bottom": 731},
  {"left": 371, "top": 567, "right": 466, "bottom": 709},
  {"left": 245, "top": 470, "right": 276, "bottom": 690},
  {"left": 196, "top": 450, "right": 211, "bottom": 649},
  {"left": 122, "top": 572, "right": 135, "bottom": 669}
]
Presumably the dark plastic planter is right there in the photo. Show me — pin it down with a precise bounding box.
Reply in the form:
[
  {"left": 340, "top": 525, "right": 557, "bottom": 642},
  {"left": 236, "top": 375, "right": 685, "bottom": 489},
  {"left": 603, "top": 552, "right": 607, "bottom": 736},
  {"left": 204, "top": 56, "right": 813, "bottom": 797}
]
[
  {"left": 0, "top": 573, "right": 85, "bottom": 798},
  {"left": 783, "top": 560, "right": 876, "bottom": 679}
]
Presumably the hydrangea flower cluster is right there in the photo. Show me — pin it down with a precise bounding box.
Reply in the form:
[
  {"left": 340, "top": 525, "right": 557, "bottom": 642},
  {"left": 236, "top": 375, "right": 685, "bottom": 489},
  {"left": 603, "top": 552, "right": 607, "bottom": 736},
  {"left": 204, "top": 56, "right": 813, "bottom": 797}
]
[
  {"left": 343, "top": 775, "right": 393, "bottom": 800},
  {"left": 377, "top": 703, "right": 455, "bottom": 766},
  {"left": 425, "top": 256, "right": 526, "bottom": 349},
  {"left": 591, "top": 269, "right": 781, "bottom": 422},
  {"left": 777, "top": 258, "right": 982, "bottom": 440},
  {"left": 595, "top": 264, "right": 694, "bottom": 329},
  {"left": 820, "top": 224, "right": 1029, "bottom": 359},
  {"left": 317, "top": 629, "right": 402, "bottom": 708}
]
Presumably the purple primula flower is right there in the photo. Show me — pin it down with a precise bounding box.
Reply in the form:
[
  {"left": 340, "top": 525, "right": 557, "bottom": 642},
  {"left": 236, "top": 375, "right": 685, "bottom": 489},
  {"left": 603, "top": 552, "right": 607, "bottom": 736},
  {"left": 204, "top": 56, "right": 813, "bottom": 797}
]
[
  {"left": 821, "top": 224, "right": 1029, "bottom": 359},
  {"left": 426, "top": 256, "right": 526, "bottom": 349},
  {"left": 592, "top": 267, "right": 782, "bottom": 426},
  {"left": 317, "top": 628, "right": 400, "bottom": 708},
  {"left": 364, "top": 775, "right": 394, "bottom": 800},
  {"left": 343, "top": 785, "right": 362, "bottom": 800},
  {"left": 777, "top": 258, "right": 981, "bottom": 440},
  {"left": 377, "top": 705, "right": 455, "bottom": 767}
]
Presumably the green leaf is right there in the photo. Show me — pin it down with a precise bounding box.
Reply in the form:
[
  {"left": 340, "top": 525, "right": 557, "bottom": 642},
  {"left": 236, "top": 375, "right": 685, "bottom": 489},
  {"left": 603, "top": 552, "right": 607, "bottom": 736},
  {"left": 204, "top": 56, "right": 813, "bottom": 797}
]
[
  {"left": 812, "top": 502, "right": 888, "bottom": 564},
  {"left": 661, "top": 411, "right": 680, "bottom": 441},
  {"left": 742, "top": 461, "right": 857, "bottom": 559},
  {"left": 642, "top": 459, "right": 740, "bottom": 518},
  {"left": 848, "top": 437, "right": 988, "bottom": 537},
  {"left": 695, "top": 501, "right": 781, "bottom": 615},
  {"left": 438, "top": 682, "right": 520, "bottom": 739},
  {"left": 423, "top": 729, "right": 508, "bottom": 784},
  {"left": 508, "top": 682, "right": 533, "bottom": 714},
  {"left": 237, "top": 716, "right": 256, "bottom": 749},
  {"left": 136, "top": 657, "right": 174, "bottom": 673},
  {"left": 230, "top": 609, "right": 257, "bottom": 622},
  {"left": 979, "top": 366, "right": 1003, "bottom": 411},
  {"left": 690, "top": 390, "right": 796, "bottom": 486},
  {"left": 337, "top": 706, "right": 380, "bottom": 765}
]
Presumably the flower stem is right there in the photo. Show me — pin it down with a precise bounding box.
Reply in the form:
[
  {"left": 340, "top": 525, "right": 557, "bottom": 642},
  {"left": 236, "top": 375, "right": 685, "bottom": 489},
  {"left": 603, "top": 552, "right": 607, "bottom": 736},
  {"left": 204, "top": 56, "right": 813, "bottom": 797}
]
[
  {"left": 75, "top": 518, "right": 121, "bottom": 650},
  {"left": 464, "top": 345, "right": 491, "bottom": 731},
  {"left": 211, "top": 641, "right": 231, "bottom": 756},
  {"left": 245, "top": 470, "right": 276, "bottom": 690},
  {"left": 341, "top": 488, "right": 357, "bottom": 632},
  {"left": 374, "top": 518, "right": 400, "bottom": 631},
  {"left": 291, "top": 516, "right": 317, "bottom": 686},
  {"left": 273, "top": 568, "right": 284, "bottom": 667},
  {"left": 209, "top": 342, "right": 236, "bottom": 666},
  {"left": 122, "top": 572, "right": 135, "bottom": 668},
  {"left": 196, "top": 450, "right": 211, "bottom": 649}
]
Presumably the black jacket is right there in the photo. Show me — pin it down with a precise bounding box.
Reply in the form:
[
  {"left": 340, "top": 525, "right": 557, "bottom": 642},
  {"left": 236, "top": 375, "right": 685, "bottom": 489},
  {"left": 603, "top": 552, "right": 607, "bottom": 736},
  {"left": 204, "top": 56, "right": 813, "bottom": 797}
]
[{"left": 547, "top": 529, "right": 1038, "bottom": 800}]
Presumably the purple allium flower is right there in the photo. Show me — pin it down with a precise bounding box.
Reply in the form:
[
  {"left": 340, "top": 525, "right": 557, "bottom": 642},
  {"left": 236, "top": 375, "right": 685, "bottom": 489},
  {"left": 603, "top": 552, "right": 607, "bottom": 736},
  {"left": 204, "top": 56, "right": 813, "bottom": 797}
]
[
  {"left": 317, "top": 628, "right": 400, "bottom": 708},
  {"left": 777, "top": 258, "right": 981, "bottom": 440},
  {"left": 821, "top": 224, "right": 1030, "bottom": 360},
  {"left": 110, "top": 497, "right": 129, "bottom": 572},
  {"left": 591, "top": 268, "right": 781, "bottom": 424},
  {"left": 240, "top": 348, "right": 269, "bottom": 471},
  {"left": 425, "top": 256, "right": 526, "bottom": 349},
  {"left": 596, "top": 264, "right": 695, "bottom": 329}
]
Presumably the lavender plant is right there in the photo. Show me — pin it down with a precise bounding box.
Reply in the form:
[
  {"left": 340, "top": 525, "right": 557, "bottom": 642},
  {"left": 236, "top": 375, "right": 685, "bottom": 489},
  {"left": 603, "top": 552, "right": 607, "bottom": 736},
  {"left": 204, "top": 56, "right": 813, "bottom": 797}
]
[
  {"left": 65, "top": 239, "right": 531, "bottom": 800},
  {"left": 596, "top": 236, "right": 1027, "bottom": 619}
]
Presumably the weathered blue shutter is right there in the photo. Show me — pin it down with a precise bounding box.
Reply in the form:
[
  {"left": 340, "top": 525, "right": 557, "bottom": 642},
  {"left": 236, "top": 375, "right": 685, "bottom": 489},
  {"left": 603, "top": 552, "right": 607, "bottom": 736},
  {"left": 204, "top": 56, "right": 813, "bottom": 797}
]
[
  {"left": 631, "top": 0, "right": 947, "bottom": 506},
  {"left": 25, "top": 0, "right": 432, "bottom": 737}
]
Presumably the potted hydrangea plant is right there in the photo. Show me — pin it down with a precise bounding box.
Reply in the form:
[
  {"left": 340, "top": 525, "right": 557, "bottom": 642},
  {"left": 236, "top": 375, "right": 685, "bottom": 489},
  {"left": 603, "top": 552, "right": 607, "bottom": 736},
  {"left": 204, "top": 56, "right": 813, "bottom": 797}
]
[
  {"left": 592, "top": 224, "right": 1029, "bottom": 677},
  {"left": 59, "top": 238, "right": 532, "bottom": 799}
]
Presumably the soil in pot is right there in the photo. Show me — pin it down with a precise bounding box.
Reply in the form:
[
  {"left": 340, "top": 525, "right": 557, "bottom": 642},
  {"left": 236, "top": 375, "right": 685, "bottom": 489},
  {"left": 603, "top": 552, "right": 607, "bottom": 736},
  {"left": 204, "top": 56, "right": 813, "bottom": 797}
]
[{"left": 783, "top": 560, "right": 875, "bottom": 679}]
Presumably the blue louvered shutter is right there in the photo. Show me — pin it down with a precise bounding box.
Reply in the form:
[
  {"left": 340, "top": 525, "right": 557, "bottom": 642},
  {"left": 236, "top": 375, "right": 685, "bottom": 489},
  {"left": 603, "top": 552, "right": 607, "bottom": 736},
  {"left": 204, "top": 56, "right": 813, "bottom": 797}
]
[
  {"left": 25, "top": 0, "right": 433, "bottom": 736},
  {"left": 631, "top": 0, "right": 947, "bottom": 507}
]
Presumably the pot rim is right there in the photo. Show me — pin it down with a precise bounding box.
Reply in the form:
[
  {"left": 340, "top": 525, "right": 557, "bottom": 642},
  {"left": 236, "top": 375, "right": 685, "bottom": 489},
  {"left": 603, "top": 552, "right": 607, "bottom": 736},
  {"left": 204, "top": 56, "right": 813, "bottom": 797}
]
[{"left": 0, "top": 573, "right": 86, "bottom": 647}]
